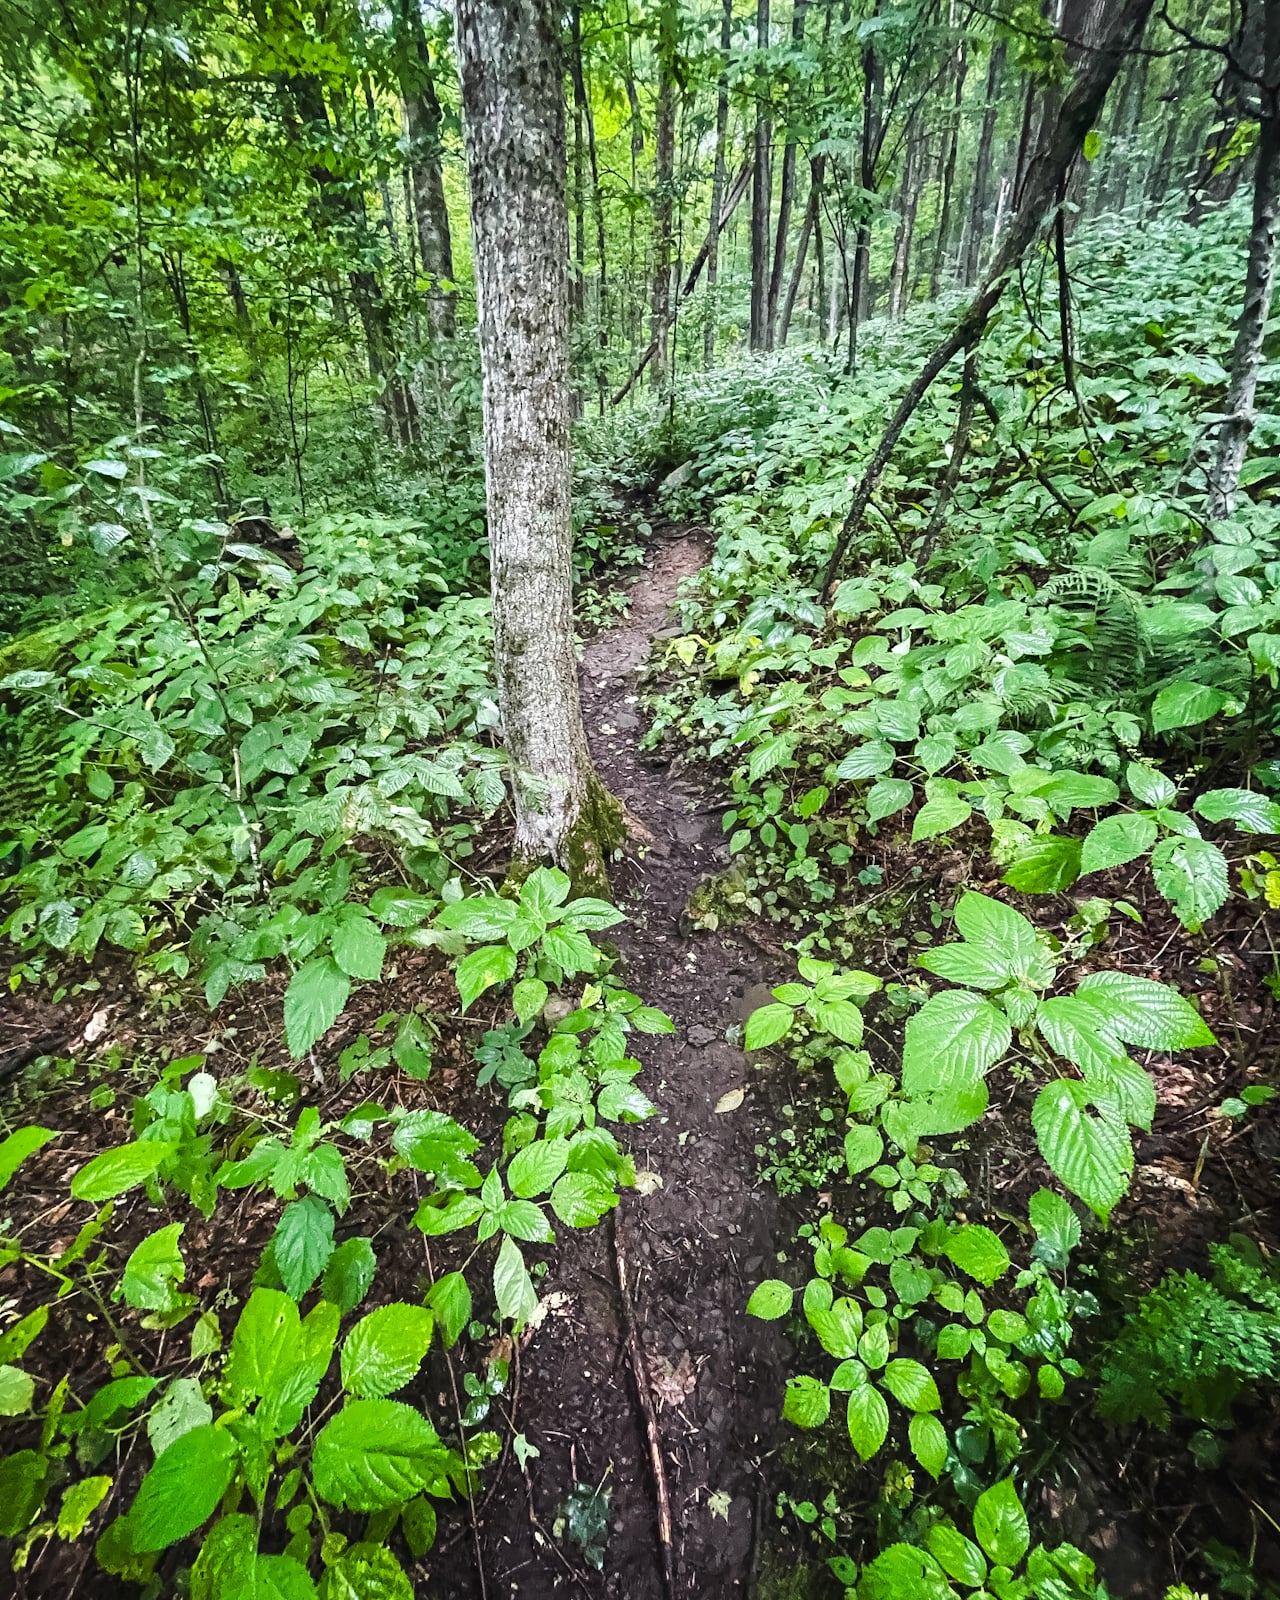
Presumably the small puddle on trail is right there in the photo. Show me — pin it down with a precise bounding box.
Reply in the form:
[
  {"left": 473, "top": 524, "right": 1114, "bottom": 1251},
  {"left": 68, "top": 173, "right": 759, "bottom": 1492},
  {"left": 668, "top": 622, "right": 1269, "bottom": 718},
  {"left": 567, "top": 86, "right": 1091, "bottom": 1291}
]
[{"left": 473, "top": 525, "right": 790, "bottom": 1600}]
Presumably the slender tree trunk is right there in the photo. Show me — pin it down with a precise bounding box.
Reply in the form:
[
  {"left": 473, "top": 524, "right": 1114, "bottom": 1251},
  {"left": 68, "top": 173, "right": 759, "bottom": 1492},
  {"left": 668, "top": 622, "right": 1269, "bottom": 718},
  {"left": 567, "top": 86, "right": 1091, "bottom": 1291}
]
[
  {"left": 822, "top": 0, "right": 1156, "bottom": 594},
  {"left": 931, "top": 44, "right": 967, "bottom": 294},
  {"left": 570, "top": 1, "right": 609, "bottom": 407},
  {"left": 780, "top": 154, "right": 824, "bottom": 344},
  {"left": 705, "top": 0, "right": 733, "bottom": 367},
  {"left": 1210, "top": 20, "right": 1280, "bottom": 519},
  {"left": 767, "top": 0, "right": 808, "bottom": 344},
  {"left": 963, "top": 39, "right": 1005, "bottom": 283},
  {"left": 889, "top": 133, "right": 921, "bottom": 317},
  {"left": 1012, "top": 78, "right": 1038, "bottom": 210},
  {"left": 456, "top": 0, "right": 621, "bottom": 884},
  {"left": 651, "top": 0, "right": 678, "bottom": 382},
  {"left": 847, "top": 29, "right": 883, "bottom": 370},
  {"left": 750, "top": 0, "right": 772, "bottom": 350},
  {"left": 394, "top": 0, "right": 457, "bottom": 345}
]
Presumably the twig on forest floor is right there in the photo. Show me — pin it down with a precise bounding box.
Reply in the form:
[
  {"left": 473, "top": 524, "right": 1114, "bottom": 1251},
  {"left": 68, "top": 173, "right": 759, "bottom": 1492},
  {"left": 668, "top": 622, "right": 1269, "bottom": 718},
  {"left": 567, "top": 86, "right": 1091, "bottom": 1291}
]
[{"left": 612, "top": 1210, "right": 677, "bottom": 1600}]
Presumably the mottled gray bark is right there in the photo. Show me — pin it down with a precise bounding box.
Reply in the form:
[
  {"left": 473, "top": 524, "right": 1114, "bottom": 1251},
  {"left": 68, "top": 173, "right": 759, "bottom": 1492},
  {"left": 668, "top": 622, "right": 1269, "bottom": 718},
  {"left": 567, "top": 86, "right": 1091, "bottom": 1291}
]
[{"left": 456, "top": 0, "right": 619, "bottom": 883}]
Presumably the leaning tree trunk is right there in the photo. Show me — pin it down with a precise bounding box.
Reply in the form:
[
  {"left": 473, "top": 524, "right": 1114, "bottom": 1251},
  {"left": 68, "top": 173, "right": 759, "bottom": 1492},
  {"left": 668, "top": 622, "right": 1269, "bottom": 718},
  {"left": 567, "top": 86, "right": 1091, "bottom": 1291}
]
[
  {"left": 1210, "top": 106, "right": 1280, "bottom": 517},
  {"left": 456, "top": 0, "right": 622, "bottom": 887},
  {"left": 822, "top": 0, "right": 1156, "bottom": 595}
]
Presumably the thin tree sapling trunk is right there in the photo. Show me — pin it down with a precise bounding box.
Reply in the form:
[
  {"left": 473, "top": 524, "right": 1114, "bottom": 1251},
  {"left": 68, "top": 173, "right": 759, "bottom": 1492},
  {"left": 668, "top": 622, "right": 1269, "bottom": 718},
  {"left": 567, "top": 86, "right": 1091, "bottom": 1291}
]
[
  {"left": 704, "top": 0, "right": 733, "bottom": 367},
  {"left": 963, "top": 39, "right": 1005, "bottom": 283},
  {"left": 456, "top": 0, "right": 623, "bottom": 888},
  {"left": 767, "top": 0, "right": 809, "bottom": 344},
  {"left": 750, "top": 0, "right": 772, "bottom": 351}
]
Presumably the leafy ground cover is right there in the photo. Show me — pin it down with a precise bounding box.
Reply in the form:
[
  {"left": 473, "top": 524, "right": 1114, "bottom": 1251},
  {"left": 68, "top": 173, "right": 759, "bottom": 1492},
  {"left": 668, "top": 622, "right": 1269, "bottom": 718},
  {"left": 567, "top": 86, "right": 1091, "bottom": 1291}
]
[{"left": 3, "top": 198, "right": 1280, "bottom": 1600}]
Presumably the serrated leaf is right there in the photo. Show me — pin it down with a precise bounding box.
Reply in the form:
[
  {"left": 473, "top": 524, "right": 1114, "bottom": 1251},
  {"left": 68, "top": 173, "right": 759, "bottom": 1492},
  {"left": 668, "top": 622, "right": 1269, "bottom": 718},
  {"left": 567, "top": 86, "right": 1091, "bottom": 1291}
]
[
  {"left": 120, "top": 1223, "right": 186, "bottom": 1312},
  {"left": 493, "top": 1234, "right": 538, "bottom": 1324},
  {"left": 312, "top": 1400, "right": 449, "bottom": 1512},
  {"left": 1194, "top": 787, "right": 1280, "bottom": 834},
  {"left": 1028, "top": 1189, "right": 1081, "bottom": 1263},
  {"left": 391, "top": 1110, "right": 481, "bottom": 1187},
  {"left": 1151, "top": 680, "right": 1227, "bottom": 734},
  {"left": 341, "top": 1305, "right": 435, "bottom": 1399},
  {"left": 866, "top": 778, "right": 914, "bottom": 823},
  {"left": 973, "top": 1477, "right": 1030, "bottom": 1566},
  {"left": 782, "top": 1374, "right": 830, "bottom": 1427},
  {"left": 1074, "top": 971, "right": 1215, "bottom": 1048},
  {"left": 70, "top": 1140, "right": 170, "bottom": 1202},
  {"left": 1080, "top": 812, "right": 1158, "bottom": 874},
  {"left": 883, "top": 1358, "right": 941, "bottom": 1411},
  {"left": 508, "top": 1139, "right": 570, "bottom": 1198},
  {"left": 426, "top": 1271, "right": 471, "bottom": 1348},
  {"left": 911, "top": 793, "right": 972, "bottom": 841},
  {"left": 1001, "top": 835, "right": 1082, "bottom": 893},
  {"left": 147, "top": 1377, "right": 212, "bottom": 1458},
  {"left": 808, "top": 997, "right": 864, "bottom": 1045},
  {"left": 454, "top": 943, "right": 517, "bottom": 1011},
  {"left": 910, "top": 1413, "right": 950, "bottom": 1480},
  {"left": 0, "top": 1365, "right": 34, "bottom": 1414},
  {"left": 744, "top": 1001, "right": 794, "bottom": 1051},
  {"left": 846, "top": 1383, "right": 889, "bottom": 1461},
  {"left": 926, "top": 1521, "right": 986, "bottom": 1583},
  {"left": 129, "top": 1424, "right": 239, "bottom": 1551},
  {"left": 1150, "top": 836, "right": 1229, "bottom": 929},
  {"left": 1031, "top": 1081, "right": 1132, "bottom": 1221},
  {"left": 746, "top": 1280, "right": 794, "bottom": 1320},
  {"left": 902, "top": 990, "right": 1011, "bottom": 1099},
  {"left": 273, "top": 1196, "right": 335, "bottom": 1299},
  {"left": 844, "top": 1124, "right": 883, "bottom": 1175},
  {"left": 0, "top": 1126, "right": 58, "bottom": 1193},
  {"left": 331, "top": 916, "right": 386, "bottom": 982},
  {"left": 943, "top": 1224, "right": 1009, "bottom": 1286},
  {"left": 321, "top": 1237, "right": 377, "bottom": 1314},
  {"left": 549, "top": 1171, "right": 616, "bottom": 1227},
  {"left": 836, "top": 741, "right": 895, "bottom": 780},
  {"left": 808, "top": 1297, "right": 863, "bottom": 1358},
  {"left": 319, "top": 1543, "right": 411, "bottom": 1600},
  {"left": 284, "top": 957, "right": 350, "bottom": 1058},
  {"left": 57, "top": 1474, "right": 112, "bottom": 1539}
]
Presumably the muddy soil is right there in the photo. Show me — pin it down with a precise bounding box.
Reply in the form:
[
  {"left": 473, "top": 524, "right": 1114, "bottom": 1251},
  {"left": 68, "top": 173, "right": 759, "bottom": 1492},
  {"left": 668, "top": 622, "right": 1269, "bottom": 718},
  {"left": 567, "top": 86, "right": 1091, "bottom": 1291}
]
[{"left": 461, "top": 526, "right": 789, "bottom": 1600}]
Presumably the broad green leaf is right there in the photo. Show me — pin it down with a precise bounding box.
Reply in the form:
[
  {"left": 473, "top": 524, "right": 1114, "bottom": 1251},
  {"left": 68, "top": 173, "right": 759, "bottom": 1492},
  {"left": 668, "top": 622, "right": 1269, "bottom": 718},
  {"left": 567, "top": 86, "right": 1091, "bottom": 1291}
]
[
  {"left": 918, "top": 942, "right": 1012, "bottom": 989},
  {"left": 744, "top": 1002, "right": 795, "bottom": 1051},
  {"left": 1150, "top": 836, "right": 1229, "bottom": 928},
  {"left": 866, "top": 778, "right": 914, "bottom": 823},
  {"left": 926, "top": 1521, "right": 986, "bottom": 1584},
  {"left": 1001, "top": 836, "right": 1082, "bottom": 893},
  {"left": 312, "top": 1400, "right": 449, "bottom": 1512},
  {"left": 1074, "top": 971, "right": 1215, "bottom": 1049},
  {"left": 1035, "top": 999, "right": 1157, "bottom": 1129},
  {"left": 273, "top": 1196, "right": 335, "bottom": 1299},
  {"left": 836, "top": 741, "right": 895, "bottom": 780},
  {"left": 808, "top": 997, "right": 864, "bottom": 1045},
  {"left": 540, "top": 926, "right": 596, "bottom": 975},
  {"left": 883, "top": 1358, "right": 941, "bottom": 1411},
  {"left": 71, "top": 1141, "right": 171, "bottom": 1202},
  {"left": 846, "top": 1383, "right": 890, "bottom": 1461},
  {"left": 426, "top": 1272, "right": 471, "bottom": 1348},
  {"left": 549, "top": 1171, "right": 617, "bottom": 1226},
  {"left": 341, "top": 1305, "right": 435, "bottom": 1399},
  {"left": 507, "top": 1138, "right": 570, "bottom": 1198},
  {"left": 147, "top": 1377, "right": 212, "bottom": 1457},
  {"left": 284, "top": 957, "right": 350, "bottom": 1059},
  {"left": 497, "top": 1198, "right": 554, "bottom": 1242},
  {"left": 844, "top": 1124, "right": 883, "bottom": 1175},
  {"left": 902, "top": 990, "right": 1011, "bottom": 1099},
  {"left": 322, "top": 1237, "right": 377, "bottom": 1314},
  {"left": 391, "top": 1110, "right": 481, "bottom": 1187},
  {"left": 520, "top": 866, "right": 571, "bottom": 918},
  {"left": 1080, "top": 812, "right": 1157, "bottom": 874},
  {"left": 808, "top": 1297, "right": 863, "bottom": 1358},
  {"left": 560, "top": 897, "right": 626, "bottom": 932},
  {"left": 512, "top": 977, "right": 549, "bottom": 1023},
  {"left": 910, "top": 1414, "right": 950, "bottom": 1481},
  {"left": 119, "top": 1224, "right": 186, "bottom": 1312},
  {"left": 943, "top": 1224, "right": 1010, "bottom": 1286},
  {"left": 454, "top": 944, "right": 517, "bottom": 1011},
  {"left": 129, "top": 1424, "right": 239, "bottom": 1551},
  {"left": 493, "top": 1234, "right": 538, "bottom": 1324},
  {"left": 331, "top": 915, "right": 386, "bottom": 982},
  {"left": 782, "top": 1375, "right": 830, "bottom": 1428},
  {"left": 1194, "top": 787, "right": 1280, "bottom": 833},
  {"left": 952, "top": 891, "right": 1040, "bottom": 973},
  {"left": 912, "top": 793, "right": 972, "bottom": 841},
  {"left": 748, "top": 732, "right": 796, "bottom": 780},
  {"left": 1151, "top": 680, "right": 1227, "bottom": 734},
  {"left": 746, "top": 1280, "right": 794, "bottom": 1320},
  {"left": 436, "top": 896, "right": 519, "bottom": 941},
  {"left": 0, "top": 1126, "right": 58, "bottom": 1193},
  {"left": 1028, "top": 1189, "right": 1081, "bottom": 1264},
  {"left": 858, "top": 1544, "right": 944, "bottom": 1600},
  {"left": 1126, "top": 762, "right": 1177, "bottom": 807},
  {"left": 0, "top": 1364, "right": 34, "bottom": 1414},
  {"left": 226, "top": 1288, "right": 301, "bottom": 1407},
  {"left": 1032, "top": 1081, "right": 1132, "bottom": 1221},
  {"left": 972, "top": 1477, "right": 1030, "bottom": 1567},
  {"left": 0, "top": 1449, "right": 47, "bottom": 1539},
  {"left": 0, "top": 1305, "right": 48, "bottom": 1364}
]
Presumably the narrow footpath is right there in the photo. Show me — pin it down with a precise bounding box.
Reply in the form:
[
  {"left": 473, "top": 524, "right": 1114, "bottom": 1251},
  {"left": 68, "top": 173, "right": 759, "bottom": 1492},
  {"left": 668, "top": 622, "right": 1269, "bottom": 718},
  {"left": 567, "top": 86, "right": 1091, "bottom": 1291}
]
[{"left": 473, "top": 526, "right": 787, "bottom": 1599}]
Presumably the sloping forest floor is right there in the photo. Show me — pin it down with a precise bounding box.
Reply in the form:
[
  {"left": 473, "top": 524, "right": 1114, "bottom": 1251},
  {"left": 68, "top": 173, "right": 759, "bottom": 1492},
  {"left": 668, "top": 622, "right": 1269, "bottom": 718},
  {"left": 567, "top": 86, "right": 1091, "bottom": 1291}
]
[{"left": 3, "top": 203, "right": 1280, "bottom": 1600}]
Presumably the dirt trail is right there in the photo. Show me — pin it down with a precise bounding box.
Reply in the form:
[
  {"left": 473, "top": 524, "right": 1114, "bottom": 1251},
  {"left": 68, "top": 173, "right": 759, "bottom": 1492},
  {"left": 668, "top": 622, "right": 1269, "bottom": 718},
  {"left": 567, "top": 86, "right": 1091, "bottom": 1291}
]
[{"left": 472, "top": 527, "right": 786, "bottom": 1599}]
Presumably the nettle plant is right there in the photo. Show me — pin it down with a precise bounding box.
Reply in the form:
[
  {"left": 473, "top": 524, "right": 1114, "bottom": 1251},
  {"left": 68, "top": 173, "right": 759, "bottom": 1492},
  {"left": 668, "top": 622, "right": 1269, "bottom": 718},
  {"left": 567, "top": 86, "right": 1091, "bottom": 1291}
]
[
  {"left": 903, "top": 891, "right": 1214, "bottom": 1221},
  {"left": 1000, "top": 760, "right": 1280, "bottom": 931},
  {"left": 748, "top": 1193, "right": 1087, "bottom": 1485}
]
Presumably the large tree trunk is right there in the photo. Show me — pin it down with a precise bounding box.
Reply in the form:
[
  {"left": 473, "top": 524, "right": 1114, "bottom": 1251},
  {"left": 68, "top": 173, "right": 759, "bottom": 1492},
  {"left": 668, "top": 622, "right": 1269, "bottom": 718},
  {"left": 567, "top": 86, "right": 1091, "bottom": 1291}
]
[
  {"left": 962, "top": 40, "right": 1005, "bottom": 284},
  {"left": 456, "top": 0, "right": 621, "bottom": 886},
  {"left": 1210, "top": 6, "right": 1280, "bottom": 519},
  {"left": 822, "top": 0, "right": 1156, "bottom": 594},
  {"left": 767, "top": 0, "right": 809, "bottom": 344},
  {"left": 704, "top": 0, "right": 733, "bottom": 367},
  {"left": 750, "top": 0, "right": 772, "bottom": 351},
  {"left": 394, "top": 0, "right": 456, "bottom": 345}
]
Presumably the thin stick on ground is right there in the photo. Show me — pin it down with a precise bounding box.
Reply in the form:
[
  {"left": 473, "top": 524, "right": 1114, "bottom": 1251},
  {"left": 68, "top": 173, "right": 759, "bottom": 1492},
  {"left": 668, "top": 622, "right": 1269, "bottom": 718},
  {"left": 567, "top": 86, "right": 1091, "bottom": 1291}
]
[{"left": 612, "top": 1210, "right": 676, "bottom": 1600}]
